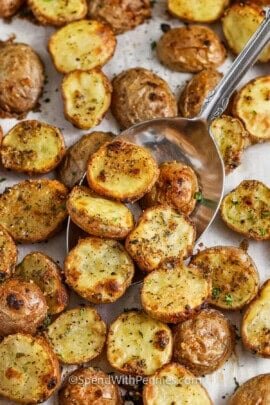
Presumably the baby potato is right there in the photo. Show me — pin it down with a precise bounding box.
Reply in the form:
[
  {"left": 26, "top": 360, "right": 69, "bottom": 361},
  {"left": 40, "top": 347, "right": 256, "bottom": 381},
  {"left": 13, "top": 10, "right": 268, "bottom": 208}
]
[
  {"left": 168, "top": 0, "right": 229, "bottom": 23},
  {"left": 229, "top": 374, "right": 270, "bottom": 405},
  {"left": 156, "top": 25, "right": 226, "bottom": 73},
  {"left": 0, "top": 279, "right": 47, "bottom": 336},
  {"left": 0, "top": 0, "right": 24, "bottom": 17},
  {"left": 0, "top": 224, "right": 17, "bottom": 282},
  {"left": 29, "top": 0, "right": 87, "bottom": 26},
  {"left": 111, "top": 67, "right": 177, "bottom": 129}
]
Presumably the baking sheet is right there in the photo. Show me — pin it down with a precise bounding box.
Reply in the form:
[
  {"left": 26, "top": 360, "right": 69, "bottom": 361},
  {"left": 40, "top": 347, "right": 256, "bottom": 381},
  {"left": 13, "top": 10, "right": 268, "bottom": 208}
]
[{"left": 1, "top": 1, "right": 270, "bottom": 403}]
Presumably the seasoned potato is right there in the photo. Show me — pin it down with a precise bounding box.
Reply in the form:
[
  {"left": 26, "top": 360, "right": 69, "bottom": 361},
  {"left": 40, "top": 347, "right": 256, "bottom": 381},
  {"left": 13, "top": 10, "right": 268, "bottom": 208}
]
[
  {"left": 0, "top": 41, "right": 44, "bottom": 118},
  {"left": 87, "top": 140, "right": 159, "bottom": 202},
  {"left": 59, "top": 367, "right": 122, "bottom": 405},
  {"left": 65, "top": 237, "right": 134, "bottom": 303},
  {"left": 67, "top": 186, "right": 134, "bottom": 239},
  {"left": 140, "top": 161, "right": 199, "bottom": 215},
  {"left": 0, "top": 224, "right": 17, "bottom": 282},
  {"left": 242, "top": 279, "right": 270, "bottom": 357},
  {"left": 0, "top": 179, "right": 68, "bottom": 243},
  {"left": 0, "top": 279, "right": 47, "bottom": 336},
  {"left": 126, "top": 206, "right": 195, "bottom": 272},
  {"left": 191, "top": 246, "right": 259, "bottom": 310},
  {"left": 107, "top": 310, "right": 173, "bottom": 376},
  {"left": 221, "top": 180, "right": 270, "bottom": 240},
  {"left": 49, "top": 20, "right": 116, "bottom": 73},
  {"left": 141, "top": 261, "right": 210, "bottom": 323},
  {"left": 168, "top": 0, "right": 229, "bottom": 23},
  {"left": 15, "top": 252, "right": 68, "bottom": 315},
  {"left": 173, "top": 309, "right": 235, "bottom": 376},
  {"left": 0, "top": 0, "right": 24, "bottom": 17},
  {"left": 62, "top": 69, "right": 112, "bottom": 130},
  {"left": 156, "top": 25, "right": 226, "bottom": 73},
  {"left": 222, "top": 4, "right": 270, "bottom": 63},
  {"left": 179, "top": 68, "right": 222, "bottom": 118},
  {"left": 111, "top": 68, "right": 177, "bottom": 129},
  {"left": 1, "top": 120, "right": 66, "bottom": 174},
  {"left": 29, "top": 0, "right": 87, "bottom": 26},
  {"left": 58, "top": 131, "right": 115, "bottom": 188},
  {"left": 143, "top": 363, "right": 213, "bottom": 405},
  {"left": 46, "top": 307, "right": 106, "bottom": 364},
  {"left": 0, "top": 333, "right": 60, "bottom": 404},
  {"left": 232, "top": 76, "right": 270, "bottom": 143},
  {"left": 229, "top": 374, "right": 270, "bottom": 405}
]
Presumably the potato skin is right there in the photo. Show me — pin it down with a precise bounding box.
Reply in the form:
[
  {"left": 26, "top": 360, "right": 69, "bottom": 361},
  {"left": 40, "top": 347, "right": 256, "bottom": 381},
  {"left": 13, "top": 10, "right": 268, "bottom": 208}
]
[
  {"left": 229, "top": 374, "right": 270, "bottom": 405},
  {"left": 157, "top": 25, "right": 226, "bottom": 73},
  {"left": 0, "top": 225, "right": 17, "bottom": 282},
  {"left": 0, "top": 0, "right": 24, "bottom": 18}
]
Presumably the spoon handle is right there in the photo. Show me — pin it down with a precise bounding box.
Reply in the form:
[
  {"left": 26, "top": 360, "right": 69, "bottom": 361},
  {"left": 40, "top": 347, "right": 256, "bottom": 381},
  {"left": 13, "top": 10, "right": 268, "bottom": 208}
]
[{"left": 199, "top": 7, "right": 270, "bottom": 122}]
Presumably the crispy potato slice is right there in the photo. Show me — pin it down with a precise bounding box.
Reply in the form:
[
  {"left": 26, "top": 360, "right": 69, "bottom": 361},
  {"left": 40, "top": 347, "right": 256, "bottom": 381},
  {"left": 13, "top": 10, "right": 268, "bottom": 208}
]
[
  {"left": 143, "top": 363, "right": 213, "bottom": 405},
  {"left": 48, "top": 20, "right": 116, "bottom": 73},
  {"left": 242, "top": 279, "right": 270, "bottom": 357},
  {"left": 1, "top": 120, "right": 66, "bottom": 174},
  {"left": 222, "top": 4, "right": 270, "bottom": 63},
  {"left": 0, "top": 179, "right": 68, "bottom": 243},
  {"left": 221, "top": 180, "right": 270, "bottom": 240},
  {"left": 46, "top": 307, "right": 106, "bottom": 364},
  {"left": 62, "top": 69, "right": 112, "bottom": 130},
  {"left": 0, "top": 0, "right": 24, "bottom": 17},
  {"left": 29, "top": 0, "right": 87, "bottom": 26},
  {"left": 229, "top": 374, "right": 270, "bottom": 405},
  {"left": 191, "top": 246, "right": 259, "bottom": 310},
  {"left": 107, "top": 310, "right": 173, "bottom": 376},
  {"left": 125, "top": 206, "right": 195, "bottom": 272},
  {"left": 0, "top": 333, "right": 60, "bottom": 404},
  {"left": 67, "top": 186, "right": 134, "bottom": 239},
  {"left": 15, "top": 252, "right": 68, "bottom": 315},
  {"left": 168, "top": 0, "right": 229, "bottom": 23},
  {"left": 87, "top": 140, "right": 159, "bottom": 202},
  {"left": 0, "top": 224, "right": 17, "bottom": 282},
  {"left": 58, "top": 131, "right": 115, "bottom": 188},
  {"left": 232, "top": 76, "right": 270, "bottom": 143}
]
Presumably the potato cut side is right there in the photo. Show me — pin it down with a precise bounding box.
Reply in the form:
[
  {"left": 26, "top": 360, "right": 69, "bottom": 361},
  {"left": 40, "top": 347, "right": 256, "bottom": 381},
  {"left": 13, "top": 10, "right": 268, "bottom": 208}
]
[
  {"left": 0, "top": 224, "right": 17, "bottom": 282},
  {"left": 221, "top": 180, "right": 270, "bottom": 240},
  {"left": 242, "top": 279, "right": 270, "bottom": 357},
  {"left": 15, "top": 252, "right": 68, "bottom": 315},
  {"left": 29, "top": 0, "right": 87, "bottom": 26},
  {"left": 143, "top": 363, "right": 213, "bottom": 405},
  {"left": 107, "top": 310, "right": 173, "bottom": 376},
  {"left": 141, "top": 261, "right": 210, "bottom": 323},
  {"left": 87, "top": 140, "right": 159, "bottom": 202},
  {"left": 191, "top": 246, "right": 259, "bottom": 310},
  {"left": 49, "top": 19, "right": 116, "bottom": 73},
  {"left": 0, "top": 333, "right": 60, "bottom": 404},
  {"left": 168, "top": 0, "right": 229, "bottom": 23},
  {"left": 125, "top": 206, "right": 195, "bottom": 272},
  {"left": 46, "top": 307, "right": 106, "bottom": 364},
  {"left": 229, "top": 374, "right": 270, "bottom": 405},
  {"left": 62, "top": 69, "right": 112, "bottom": 129},
  {"left": 67, "top": 186, "right": 134, "bottom": 239},
  {"left": 233, "top": 76, "right": 270, "bottom": 143},
  {"left": 1, "top": 120, "right": 66, "bottom": 174}
]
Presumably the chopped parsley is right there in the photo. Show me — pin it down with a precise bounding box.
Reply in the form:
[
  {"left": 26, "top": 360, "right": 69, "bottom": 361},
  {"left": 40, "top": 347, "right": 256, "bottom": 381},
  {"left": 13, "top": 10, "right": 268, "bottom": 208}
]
[
  {"left": 212, "top": 287, "right": 221, "bottom": 299},
  {"left": 224, "top": 293, "right": 233, "bottom": 306},
  {"left": 151, "top": 41, "right": 157, "bottom": 50}
]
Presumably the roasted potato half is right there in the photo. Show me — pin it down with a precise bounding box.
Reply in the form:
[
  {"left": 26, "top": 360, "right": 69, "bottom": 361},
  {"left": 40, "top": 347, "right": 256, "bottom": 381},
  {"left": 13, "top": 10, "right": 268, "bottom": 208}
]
[
  {"left": 0, "top": 333, "right": 60, "bottom": 404},
  {"left": 49, "top": 19, "right": 116, "bottom": 73},
  {"left": 1, "top": 120, "right": 66, "bottom": 174},
  {"left": 229, "top": 374, "right": 270, "bottom": 405},
  {"left": 140, "top": 161, "right": 199, "bottom": 215},
  {"left": 232, "top": 76, "right": 270, "bottom": 143},
  {"left": 242, "top": 279, "right": 270, "bottom": 357},
  {"left": 29, "top": 0, "right": 87, "bottom": 26},
  {"left": 0, "top": 179, "right": 68, "bottom": 243},
  {"left": 156, "top": 25, "right": 226, "bottom": 73},
  {"left": 191, "top": 246, "right": 259, "bottom": 310},
  {"left": 87, "top": 140, "right": 159, "bottom": 202},
  {"left": 67, "top": 186, "right": 134, "bottom": 239},
  {"left": 143, "top": 363, "right": 213, "bottom": 405},
  {"left": 111, "top": 68, "right": 177, "bottom": 129},
  {"left": 62, "top": 69, "right": 112, "bottom": 130},
  {"left": 59, "top": 367, "right": 122, "bottom": 405},
  {"left": 0, "top": 224, "right": 17, "bottom": 282},
  {"left": 168, "top": 0, "right": 229, "bottom": 23},
  {"left": 126, "top": 206, "right": 195, "bottom": 272},
  {"left": 15, "top": 252, "right": 68, "bottom": 315},
  {"left": 107, "top": 310, "right": 173, "bottom": 376},
  {"left": 221, "top": 180, "right": 270, "bottom": 240},
  {"left": 58, "top": 131, "right": 115, "bottom": 188},
  {"left": 0, "top": 0, "right": 24, "bottom": 17},
  {"left": 46, "top": 307, "right": 106, "bottom": 364}
]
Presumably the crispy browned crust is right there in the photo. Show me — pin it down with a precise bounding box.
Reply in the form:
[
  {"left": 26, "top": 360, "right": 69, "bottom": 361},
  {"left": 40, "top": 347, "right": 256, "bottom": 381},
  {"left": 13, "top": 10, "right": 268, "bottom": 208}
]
[
  {"left": 229, "top": 374, "right": 270, "bottom": 405},
  {"left": 168, "top": 0, "right": 229, "bottom": 23},
  {"left": 0, "top": 224, "right": 17, "bottom": 282},
  {"left": 0, "top": 0, "right": 24, "bottom": 18}
]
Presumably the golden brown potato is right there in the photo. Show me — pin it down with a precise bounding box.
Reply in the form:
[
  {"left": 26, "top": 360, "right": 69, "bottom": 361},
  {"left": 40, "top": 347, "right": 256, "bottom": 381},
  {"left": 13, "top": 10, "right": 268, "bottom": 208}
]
[
  {"left": 173, "top": 309, "right": 235, "bottom": 376},
  {"left": 89, "top": 0, "right": 151, "bottom": 34},
  {"left": 179, "top": 68, "right": 222, "bottom": 118},
  {"left": 140, "top": 161, "right": 199, "bottom": 215},
  {"left": 0, "top": 0, "right": 24, "bottom": 17},
  {"left": 58, "top": 131, "right": 115, "bottom": 188},
  {"left": 156, "top": 25, "right": 226, "bottom": 73},
  {"left": 229, "top": 374, "right": 270, "bottom": 405},
  {"left": 111, "top": 68, "right": 177, "bottom": 129},
  {"left": 29, "top": 0, "right": 87, "bottom": 26},
  {"left": 168, "top": 0, "right": 229, "bottom": 23},
  {"left": 0, "top": 41, "right": 44, "bottom": 118},
  {"left": 0, "top": 279, "right": 47, "bottom": 336},
  {"left": 0, "top": 224, "right": 17, "bottom": 282}
]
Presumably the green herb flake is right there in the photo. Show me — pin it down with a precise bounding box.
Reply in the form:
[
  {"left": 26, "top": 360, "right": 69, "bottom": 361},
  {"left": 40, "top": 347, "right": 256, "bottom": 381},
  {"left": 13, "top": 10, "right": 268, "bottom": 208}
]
[
  {"left": 212, "top": 287, "right": 221, "bottom": 299},
  {"left": 0, "top": 178, "right": 6, "bottom": 183},
  {"left": 261, "top": 211, "right": 270, "bottom": 218},
  {"left": 259, "top": 228, "right": 266, "bottom": 237},
  {"left": 224, "top": 293, "right": 233, "bottom": 306},
  {"left": 151, "top": 41, "right": 157, "bottom": 50},
  {"left": 194, "top": 191, "right": 203, "bottom": 202}
]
